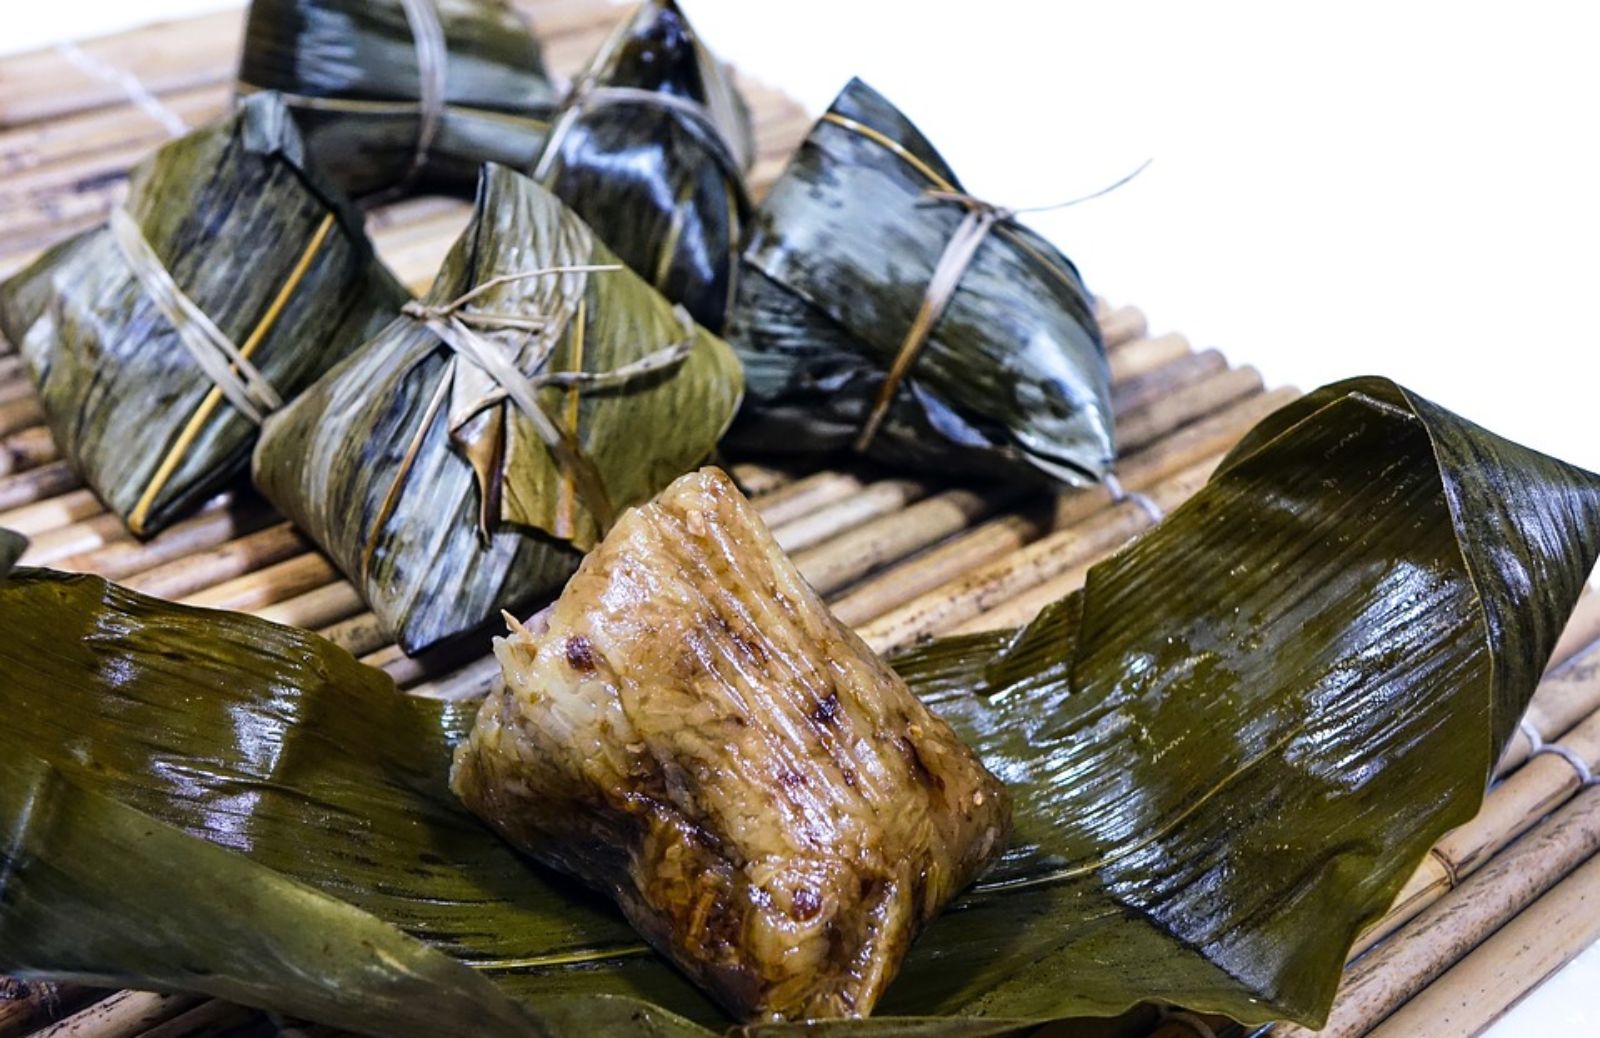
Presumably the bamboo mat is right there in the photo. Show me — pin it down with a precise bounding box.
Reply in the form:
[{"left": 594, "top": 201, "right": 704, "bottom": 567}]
[{"left": 2, "top": 4, "right": 1599, "bottom": 1038}]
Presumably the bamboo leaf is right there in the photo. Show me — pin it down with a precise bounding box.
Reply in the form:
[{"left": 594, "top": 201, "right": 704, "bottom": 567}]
[
  {"left": 0, "top": 750, "right": 545, "bottom": 1038},
  {"left": 0, "top": 94, "right": 408, "bottom": 536},
  {"left": 2, "top": 378, "right": 1597, "bottom": 1034},
  {"left": 725, "top": 79, "right": 1114, "bottom": 488},
  {"left": 238, "top": 0, "right": 557, "bottom": 197},
  {"left": 253, "top": 164, "right": 744, "bottom": 653},
  {"left": 533, "top": 0, "right": 752, "bottom": 330},
  {"left": 0, "top": 529, "right": 24, "bottom": 575}
]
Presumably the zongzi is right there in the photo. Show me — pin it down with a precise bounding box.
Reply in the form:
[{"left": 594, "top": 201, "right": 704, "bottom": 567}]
[
  {"left": 725, "top": 77, "right": 1114, "bottom": 487},
  {"left": 530, "top": 0, "right": 752, "bottom": 330},
  {"left": 0, "top": 93, "right": 407, "bottom": 537},
  {"left": 253, "top": 163, "right": 743, "bottom": 655},
  {"left": 451, "top": 467, "right": 1011, "bottom": 1022},
  {"left": 238, "top": 0, "right": 557, "bottom": 198}
]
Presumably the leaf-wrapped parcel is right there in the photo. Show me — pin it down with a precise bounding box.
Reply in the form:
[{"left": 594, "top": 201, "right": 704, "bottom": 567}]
[
  {"left": 0, "top": 93, "right": 407, "bottom": 537},
  {"left": 724, "top": 78, "right": 1113, "bottom": 488},
  {"left": 2, "top": 378, "right": 1597, "bottom": 1037},
  {"left": 253, "top": 163, "right": 743, "bottom": 654},
  {"left": 237, "top": 0, "right": 557, "bottom": 198},
  {"left": 531, "top": 0, "right": 752, "bottom": 331}
]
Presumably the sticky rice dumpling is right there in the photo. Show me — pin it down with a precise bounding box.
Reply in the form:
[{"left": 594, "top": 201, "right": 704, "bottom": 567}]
[
  {"left": 451, "top": 467, "right": 1011, "bottom": 1021},
  {"left": 238, "top": 0, "right": 557, "bottom": 198},
  {"left": 531, "top": 0, "right": 752, "bottom": 330},
  {"left": 724, "top": 77, "right": 1115, "bottom": 488},
  {"left": 0, "top": 93, "right": 407, "bottom": 537},
  {"left": 253, "top": 164, "right": 743, "bottom": 654}
]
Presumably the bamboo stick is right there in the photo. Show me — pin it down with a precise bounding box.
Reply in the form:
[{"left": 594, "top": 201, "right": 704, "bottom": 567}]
[
  {"left": 0, "top": 984, "right": 97, "bottom": 1038},
  {"left": 0, "top": 11, "right": 241, "bottom": 129},
  {"left": 828, "top": 510, "right": 1050, "bottom": 628},
  {"left": 1111, "top": 348, "right": 1229, "bottom": 415},
  {"left": 950, "top": 457, "right": 1225, "bottom": 636},
  {"left": 48, "top": 495, "right": 261, "bottom": 580},
  {"left": 26, "top": 992, "right": 198, "bottom": 1038},
  {"left": 0, "top": 461, "right": 78, "bottom": 515},
  {"left": 1286, "top": 772, "right": 1600, "bottom": 1037},
  {"left": 0, "top": 425, "right": 56, "bottom": 478},
  {"left": 0, "top": 398, "right": 44, "bottom": 437},
  {"left": 0, "top": 487, "right": 99, "bottom": 536},
  {"left": 799, "top": 486, "right": 1025, "bottom": 597},
  {"left": 1115, "top": 367, "right": 1262, "bottom": 454},
  {"left": 727, "top": 461, "right": 796, "bottom": 498},
  {"left": 1109, "top": 334, "right": 1193, "bottom": 384},
  {"left": 859, "top": 472, "right": 1197, "bottom": 654},
  {"left": 180, "top": 553, "right": 337, "bottom": 613},
  {"left": 1098, "top": 306, "right": 1147, "bottom": 349},
  {"left": 408, "top": 654, "right": 504, "bottom": 701},
  {"left": 1363, "top": 841, "right": 1600, "bottom": 1038},
  {"left": 16, "top": 511, "right": 125, "bottom": 567},
  {"left": 852, "top": 388, "right": 1300, "bottom": 652},
  {"left": 121, "top": 522, "right": 307, "bottom": 600},
  {"left": 749, "top": 470, "right": 869, "bottom": 529},
  {"left": 129, "top": 1001, "right": 256, "bottom": 1038},
  {"left": 254, "top": 581, "right": 365, "bottom": 632},
  {"left": 316, "top": 611, "right": 390, "bottom": 659},
  {"left": 770, "top": 478, "right": 933, "bottom": 553},
  {"left": 0, "top": 84, "right": 226, "bottom": 177},
  {"left": 1500, "top": 628, "right": 1600, "bottom": 772}
]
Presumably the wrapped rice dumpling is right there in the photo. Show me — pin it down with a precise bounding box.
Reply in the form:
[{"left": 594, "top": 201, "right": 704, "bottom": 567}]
[
  {"left": 238, "top": 0, "right": 557, "bottom": 198},
  {"left": 725, "top": 78, "right": 1115, "bottom": 487},
  {"left": 254, "top": 164, "right": 743, "bottom": 654},
  {"left": 0, "top": 94, "right": 407, "bottom": 537},
  {"left": 531, "top": 0, "right": 753, "bottom": 330},
  {"left": 452, "top": 467, "right": 1010, "bottom": 1022}
]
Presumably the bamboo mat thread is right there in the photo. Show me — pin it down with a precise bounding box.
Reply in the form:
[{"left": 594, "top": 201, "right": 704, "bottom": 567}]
[{"left": 0, "top": 3, "right": 1595, "bottom": 1038}]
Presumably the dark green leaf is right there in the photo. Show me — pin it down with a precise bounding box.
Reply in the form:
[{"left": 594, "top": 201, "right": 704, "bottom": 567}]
[
  {"left": 254, "top": 163, "right": 743, "bottom": 653},
  {"left": 888, "top": 376, "right": 1600, "bottom": 1026},
  {"left": 0, "top": 94, "right": 408, "bottom": 537},
  {"left": 0, "top": 529, "right": 24, "bottom": 576},
  {"left": 238, "top": 0, "right": 557, "bottom": 198},
  {"left": 0, "top": 750, "right": 544, "bottom": 1038},
  {"left": 533, "top": 0, "right": 752, "bottom": 330},
  {"left": 725, "top": 78, "right": 1113, "bottom": 488},
  {"left": 3, "top": 378, "right": 1596, "bottom": 1034}
]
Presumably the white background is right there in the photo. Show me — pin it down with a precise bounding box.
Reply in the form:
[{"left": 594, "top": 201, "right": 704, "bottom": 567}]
[{"left": 5, "top": 2, "right": 1600, "bottom": 1033}]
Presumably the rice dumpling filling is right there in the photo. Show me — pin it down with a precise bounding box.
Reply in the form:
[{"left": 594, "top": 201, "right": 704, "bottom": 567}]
[{"left": 450, "top": 468, "right": 1010, "bottom": 1021}]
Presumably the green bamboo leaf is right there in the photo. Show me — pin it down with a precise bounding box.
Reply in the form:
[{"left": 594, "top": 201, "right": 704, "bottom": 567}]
[
  {"left": 0, "top": 751, "right": 544, "bottom": 1038},
  {"left": 0, "top": 94, "right": 408, "bottom": 537},
  {"left": 2, "top": 377, "right": 1596, "bottom": 1035},
  {"left": 724, "top": 78, "right": 1114, "bottom": 489},
  {"left": 253, "top": 163, "right": 744, "bottom": 653},
  {"left": 237, "top": 0, "right": 557, "bottom": 198},
  {"left": 532, "top": 0, "right": 753, "bottom": 330},
  {"left": 0, "top": 530, "right": 24, "bottom": 576},
  {"left": 888, "top": 376, "right": 1600, "bottom": 1026}
]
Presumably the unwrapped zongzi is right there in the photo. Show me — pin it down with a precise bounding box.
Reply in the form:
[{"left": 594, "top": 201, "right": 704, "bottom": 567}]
[
  {"left": 253, "top": 163, "right": 743, "bottom": 654},
  {"left": 451, "top": 467, "right": 1011, "bottom": 1022},
  {"left": 238, "top": 0, "right": 557, "bottom": 198},
  {"left": 0, "top": 93, "right": 407, "bottom": 537},
  {"left": 531, "top": 0, "right": 752, "bottom": 330},
  {"left": 725, "top": 78, "right": 1114, "bottom": 487}
]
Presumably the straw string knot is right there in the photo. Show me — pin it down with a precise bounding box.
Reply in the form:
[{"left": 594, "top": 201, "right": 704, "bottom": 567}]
[
  {"left": 108, "top": 208, "right": 283, "bottom": 425},
  {"left": 853, "top": 188, "right": 1017, "bottom": 453},
  {"left": 405, "top": 265, "right": 699, "bottom": 533}
]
